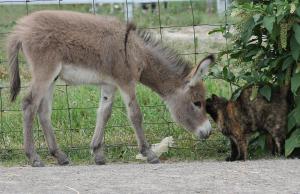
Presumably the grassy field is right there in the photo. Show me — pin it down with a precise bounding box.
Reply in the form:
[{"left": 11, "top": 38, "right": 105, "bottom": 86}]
[{"left": 0, "top": 1, "right": 241, "bottom": 166}]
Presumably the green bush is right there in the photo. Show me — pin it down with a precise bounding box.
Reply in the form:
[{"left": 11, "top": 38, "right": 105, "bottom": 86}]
[{"left": 211, "top": 0, "right": 300, "bottom": 156}]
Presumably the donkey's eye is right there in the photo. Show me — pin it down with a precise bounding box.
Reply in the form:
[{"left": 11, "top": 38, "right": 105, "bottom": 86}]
[{"left": 193, "top": 101, "right": 202, "bottom": 108}]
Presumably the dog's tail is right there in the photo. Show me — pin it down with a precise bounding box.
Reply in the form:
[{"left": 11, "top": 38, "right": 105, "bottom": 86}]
[
  {"left": 279, "top": 67, "right": 293, "bottom": 113},
  {"left": 280, "top": 84, "right": 290, "bottom": 99},
  {"left": 280, "top": 66, "right": 292, "bottom": 98},
  {"left": 6, "top": 33, "right": 22, "bottom": 102}
]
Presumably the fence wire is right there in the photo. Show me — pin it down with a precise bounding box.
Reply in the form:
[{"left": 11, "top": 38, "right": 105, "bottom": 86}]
[{"left": 0, "top": 0, "right": 231, "bottom": 163}]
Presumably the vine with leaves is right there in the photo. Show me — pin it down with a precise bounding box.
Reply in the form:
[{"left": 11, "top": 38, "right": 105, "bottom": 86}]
[{"left": 210, "top": 0, "right": 300, "bottom": 156}]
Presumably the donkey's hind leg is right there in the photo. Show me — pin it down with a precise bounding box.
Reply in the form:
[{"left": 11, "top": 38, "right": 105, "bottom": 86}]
[
  {"left": 119, "top": 83, "right": 159, "bottom": 164},
  {"left": 91, "top": 84, "right": 116, "bottom": 165},
  {"left": 23, "top": 80, "right": 54, "bottom": 167},
  {"left": 37, "top": 83, "right": 69, "bottom": 165}
]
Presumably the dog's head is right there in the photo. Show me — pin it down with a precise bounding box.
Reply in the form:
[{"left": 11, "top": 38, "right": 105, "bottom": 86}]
[{"left": 206, "top": 94, "right": 228, "bottom": 122}]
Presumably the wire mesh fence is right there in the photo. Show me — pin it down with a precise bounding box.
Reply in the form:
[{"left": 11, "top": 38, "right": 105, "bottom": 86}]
[{"left": 0, "top": 0, "right": 232, "bottom": 164}]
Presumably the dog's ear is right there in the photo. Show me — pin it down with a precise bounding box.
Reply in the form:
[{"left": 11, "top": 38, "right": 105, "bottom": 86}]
[
  {"left": 211, "top": 94, "right": 218, "bottom": 100},
  {"left": 206, "top": 97, "right": 212, "bottom": 106}
]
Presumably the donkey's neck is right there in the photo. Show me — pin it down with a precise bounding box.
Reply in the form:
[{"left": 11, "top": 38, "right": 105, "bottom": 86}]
[{"left": 139, "top": 48, "right": 192, "bottom": 98}]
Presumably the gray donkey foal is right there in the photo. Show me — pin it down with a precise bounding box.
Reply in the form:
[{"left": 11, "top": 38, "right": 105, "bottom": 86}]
[{"left": 7, "top": 11, "right": 214, "bottom": 167}]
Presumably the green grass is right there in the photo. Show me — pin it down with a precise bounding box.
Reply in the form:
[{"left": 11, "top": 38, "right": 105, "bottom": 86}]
[{"left": 0, "top": 1, "right": 264, "bottom": 166}]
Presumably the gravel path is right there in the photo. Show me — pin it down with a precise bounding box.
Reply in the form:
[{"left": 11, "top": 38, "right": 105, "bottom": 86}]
[{"left": 0, "top": 159, "right": 299, "bottom": 194}]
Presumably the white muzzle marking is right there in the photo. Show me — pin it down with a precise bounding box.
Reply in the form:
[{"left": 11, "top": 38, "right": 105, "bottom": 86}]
[{"left": 195, "top": 119, "right": 212, "bottom": 139}]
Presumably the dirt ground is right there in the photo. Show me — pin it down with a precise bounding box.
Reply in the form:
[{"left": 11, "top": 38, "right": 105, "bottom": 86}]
[{"left": 0, "top": 159, "right": 299, "bottom": 194}]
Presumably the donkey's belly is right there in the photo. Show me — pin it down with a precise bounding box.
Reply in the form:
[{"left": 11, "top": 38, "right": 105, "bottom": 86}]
[{"left": 59, "top": 65, "right": 103, "bottom": 85}]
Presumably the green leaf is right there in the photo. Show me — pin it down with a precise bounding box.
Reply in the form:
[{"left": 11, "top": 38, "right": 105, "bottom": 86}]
[
  {"left": 282, "top": 56, "right": 294, "bottom": 70},
  {"left": 289, "top": 106, "right": 300, "bottom": 128},
  {"left": 291, "top": 73, "right": 300, "bottom": 95},
  {"left": 293, "top": 24, "right": 300, "bottom": 45},
  {"left": 250, "top": 85, "right": 258, "bottom": 101},
  {"left": 241, "top": 17, "right": 255, "bottom": 43},
  {"left": 259, "top": 85, "right": 272, "bottom": 101},
  {"left": 253, "top": 14, "right": 262, "bottom": 24},
  {"left": 245, "top": 48, "right": 260, "bottom": 58},
  {"left": 294, "top": 106, "right": 300, "bottom": 124},
  {"left": 285, "top": 128, "right": 300, "bottom": 156},
  {"left": 222, "top": 67, "right": 235, "bottom": 82},
  {"left": 295, "top": 96, "right": 300, "bottom": 106},
  {"left": 290, "top": 36, "right": 300, "bottom": 60},
  {"left": 231, "top": 88, "right": 242, "bottom": 101},
  {"left": 276, "top": 14, "right": 285, "bottom": 24},
  {"left": 288, "top": 115, "right": 296, "bottom": 132},
  {"left": 263, "top": 16, "right": 275, "bottom": 34},
  {"left": 296, "top": 6, "right": 300, "bottom": 17},
  {"left": 256, "top": 134, "right": 266, "bottom": 150},
  {"left": 208, "top": 27, "right": 225, "bottom": 35},
  {"left": 297, "top": 63, "right": 300, "bottom": 73}
]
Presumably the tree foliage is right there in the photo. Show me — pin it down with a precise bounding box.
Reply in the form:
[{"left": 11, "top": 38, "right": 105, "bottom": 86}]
[{"left": 211, "top": 0, "right": 300, "bottom": 156}]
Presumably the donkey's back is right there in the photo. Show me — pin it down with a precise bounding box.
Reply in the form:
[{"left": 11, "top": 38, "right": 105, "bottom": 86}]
[{"left": 10, "top": 10, "right": 127, "bottom": 63}]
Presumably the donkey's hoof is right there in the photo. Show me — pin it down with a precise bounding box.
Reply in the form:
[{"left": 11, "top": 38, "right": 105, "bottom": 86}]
[
  {"left": 54, "top": 151, "right": 69, "bottom": 165},
  {"left": 95, "top": 159, "right": 106, "bottom": 165},
  {"left": 58, "top": 157, "right": 69, "bottom": 166},
  {"left": 95, "top": 155, "right": 106, "bottom": 165},
  {"left": 147, "top": 156, "right": 160, "bottom": 164},
  {"left": 32, "top": 160, "right": 45, "bottom": 167},
  {"left": 96, "top": 160, "right": 106, "bottom": 165},
  {"left": 94, "top": 150, "right": 106, "bottom": 165},
  {"left": 144, "top": 150, "right": 160, "bottom": 164}
]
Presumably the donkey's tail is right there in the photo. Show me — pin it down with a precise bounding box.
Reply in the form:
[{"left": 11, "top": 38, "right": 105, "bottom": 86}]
[
  {"left": 7, "top": 33, "right": 21, "bottom": 102},
  {"left": 124, "top": 22, "right": 136, "bottom": 66}
]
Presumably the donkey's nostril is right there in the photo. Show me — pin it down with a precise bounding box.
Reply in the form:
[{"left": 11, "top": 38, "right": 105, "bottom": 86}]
[
  {"left": 195, "top": 120, "right": 212, "bottom": 139},
  {"left": 197, "top": 131, "right": 209, "bottom": 139}
]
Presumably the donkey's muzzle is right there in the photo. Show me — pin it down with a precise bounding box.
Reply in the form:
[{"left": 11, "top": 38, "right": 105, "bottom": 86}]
[{"left": 195, "top": 120, "right": 213, "bottom": 139}]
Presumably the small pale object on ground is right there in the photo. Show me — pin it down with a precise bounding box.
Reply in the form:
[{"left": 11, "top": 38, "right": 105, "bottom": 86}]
[{"left": 136, "top": 136, "right": 174, "bottom": 160}]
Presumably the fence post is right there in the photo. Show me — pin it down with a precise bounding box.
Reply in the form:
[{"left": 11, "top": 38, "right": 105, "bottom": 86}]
[
  {"left": 124, "top": 1, "right": 133, "bottom": 21},
  {"left": 217, "top": 0, "right": 230, "bottom": 15}
]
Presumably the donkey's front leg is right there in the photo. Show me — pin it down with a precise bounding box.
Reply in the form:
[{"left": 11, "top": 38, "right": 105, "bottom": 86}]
[
  {"left": 91, "top": 85, "right": 116, "bottom": 165},
  {"left": 120, "top": 84, "right": 159, "bottom": 164}
]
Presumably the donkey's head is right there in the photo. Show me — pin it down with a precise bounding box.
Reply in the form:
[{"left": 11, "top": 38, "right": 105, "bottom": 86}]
[{"left": 166, "top": 55, "right": 214, "bottom": 139}]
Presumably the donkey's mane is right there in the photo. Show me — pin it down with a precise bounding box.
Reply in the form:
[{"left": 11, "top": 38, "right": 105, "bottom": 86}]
[{"left": 137, "top": 29, "right": 192, "bottom": 78}]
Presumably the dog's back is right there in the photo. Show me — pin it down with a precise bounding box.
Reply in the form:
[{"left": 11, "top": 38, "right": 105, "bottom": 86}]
[{"left": 237, "top": 85, "right": 288, "bottom": 133}]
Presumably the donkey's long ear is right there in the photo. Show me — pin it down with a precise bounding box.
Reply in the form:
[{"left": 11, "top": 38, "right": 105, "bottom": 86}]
[{"left": 189, "top": 55, "right": 215, "bottom": 86}]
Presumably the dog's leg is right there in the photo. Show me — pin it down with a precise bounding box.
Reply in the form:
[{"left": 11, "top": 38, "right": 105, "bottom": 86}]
[
  {"left": 226, "top": 138, "right": 239, "bottom": 161},
  {"left": 237, "top": 138, "right": 247, "bottom": 161},
  {"left": 274, "top": 135, "right": 285, "bottom": 156}
]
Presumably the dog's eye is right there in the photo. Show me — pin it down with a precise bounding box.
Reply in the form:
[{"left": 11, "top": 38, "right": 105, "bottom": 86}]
[{"left": 193, "top": 101, "right": 202, "bottom": 108}]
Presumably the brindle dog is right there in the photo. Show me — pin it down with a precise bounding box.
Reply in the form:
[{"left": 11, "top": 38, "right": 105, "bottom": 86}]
[{"left": 206, "top": 85, "right": 288, "bottom": 161}]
